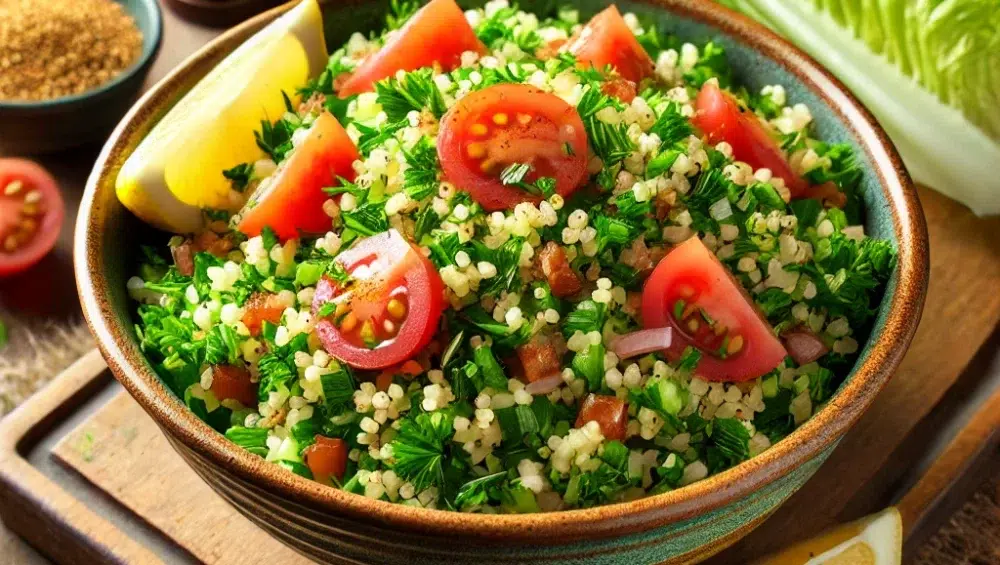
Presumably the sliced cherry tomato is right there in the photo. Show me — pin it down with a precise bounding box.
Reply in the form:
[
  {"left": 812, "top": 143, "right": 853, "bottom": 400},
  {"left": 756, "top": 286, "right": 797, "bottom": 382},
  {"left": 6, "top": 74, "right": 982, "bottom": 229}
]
[
  {"left": 575, "top": 393, "right": 628, "bottom": 441},
  {"left": 0, "top": 159, "right": 65, "bottom": 277},
  {"left": 693, "top": 81, "right": 845, "bottom": 205},
  {"left": 237, "top": 112, "right": 358, "bottom": 240},
  {"left": 438, "top": 84, "right": 588, "bottom": 211},
  {"left": 242, "top": 292, "right": 287, "bottom": 337},
  {"left": 210, "top": 365, "right": 258, "bottom": 407},
  {"left": 337, "top": 0, "right": 485, "bottom": 97},
  {"left": 565, "top": 5, "right": 655, "bottom": 84},
  {"left": 641, "top": 237, "right": 787, "bottom": 382},
  {"left": 313, "top": 229, "right": 445, "bottom": 370},
  {"left": 303, "top": 436, "right": 348, "bottom": 484}
]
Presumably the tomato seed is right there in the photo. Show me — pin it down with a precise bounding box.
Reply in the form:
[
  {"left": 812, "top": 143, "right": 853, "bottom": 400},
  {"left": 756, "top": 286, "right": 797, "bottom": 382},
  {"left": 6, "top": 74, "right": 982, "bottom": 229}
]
[
  {"left": 469, "top": 123, "right": 488, "bottom": 136},
  {"left": 492, "top": 113, "right": 508, "bottom": 125},
  {"left": 727, "top": 335, "right": 744, "bottom": 355},
  {"left": 3, "top": 180, "right": 23, "bottom": 196},
  {"left": 387, "top": 298, "right": 406, "bottom": 319},
  {"left": 713, "top": 323, "right": 728, "bottom": 336},
  {"left": 466, "top": 142, "right": 486, "bottom": 159},
  {"left": 687, "top": 318, "right": 700, "bottom": 332},
  {"left": 679, "top": 285, "right": 694, "bottom": 299},
  {"left": 383, "top": 319, "right": 396, "bottom": 334},
  {"left": 517, "top": 113, "right": 532, "bottom": 125},
  {"left": 3, "top": 235, "right": 17, "bottom": 252},
  {"left": 23, "top": 190, "right": 41, "bottom": 204},
  {"left": 681, "top": 302, "right": 699, "bottom": 320}
]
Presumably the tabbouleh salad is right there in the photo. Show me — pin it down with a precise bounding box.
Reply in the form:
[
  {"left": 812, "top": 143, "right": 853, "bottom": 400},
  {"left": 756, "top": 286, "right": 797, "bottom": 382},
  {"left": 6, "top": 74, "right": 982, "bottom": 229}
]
[{"left": 127, "top": 0, "right": 896, "bottom": 513}]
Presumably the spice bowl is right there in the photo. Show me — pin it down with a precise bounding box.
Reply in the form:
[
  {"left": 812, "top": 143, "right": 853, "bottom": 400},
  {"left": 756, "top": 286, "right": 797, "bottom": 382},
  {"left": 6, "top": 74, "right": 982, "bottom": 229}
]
[{"left": 0, "top": 0, "right": 162, "bottom": 155}]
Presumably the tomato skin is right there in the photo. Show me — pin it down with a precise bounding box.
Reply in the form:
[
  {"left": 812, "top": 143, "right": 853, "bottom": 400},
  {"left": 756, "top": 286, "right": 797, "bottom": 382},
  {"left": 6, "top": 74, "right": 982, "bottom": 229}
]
[
  {"left": 565, "top": 6, "right": 655, "bottom": 84},
  {"left": 641, "top": 237, "right": 787, "bottom": 382},
  {"left": 601, "top": 76, "right": 638, "bottom": 103},
  {"left": 0, "top": 159, "right": 65, "bottom": 278},
  {"left": 438, "top": 84, "right": 588, "bottom": 211},
  {"left": 337, "top": 0, "right": 485, "bottom": 97},
  {"left": 237, "top": 112, "right": 358, "bottom": 240},
  {"left": 313, "top": 230, "right": 445, "bottom": 370},
  {"left": 210, "top": 365, "right": 258, "bottom": 407},
  {"left": 303, "top": 436, "right": 348, "bottom": 484},
  {"left": 693, "top": 82, "right": 814, "bottom": 198},
  {"left": 575, "top": 394, "right": 628, "bottom": 441}
]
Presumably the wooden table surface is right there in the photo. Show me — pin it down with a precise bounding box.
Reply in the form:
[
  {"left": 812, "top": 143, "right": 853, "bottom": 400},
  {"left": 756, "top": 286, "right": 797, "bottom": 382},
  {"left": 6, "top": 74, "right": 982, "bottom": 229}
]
[{"left": 3, "top": 3, "right": 1000, "bottom": 564}]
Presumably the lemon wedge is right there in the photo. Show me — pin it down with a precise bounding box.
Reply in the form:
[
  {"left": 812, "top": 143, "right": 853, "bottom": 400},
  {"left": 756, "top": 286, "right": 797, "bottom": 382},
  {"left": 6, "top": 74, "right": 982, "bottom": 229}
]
[
  {"left": 116, "top": 0, "right": 328, "bottom": 233},
  {"left": 755, "top": 507, "right": 902, "bottom": 565}
]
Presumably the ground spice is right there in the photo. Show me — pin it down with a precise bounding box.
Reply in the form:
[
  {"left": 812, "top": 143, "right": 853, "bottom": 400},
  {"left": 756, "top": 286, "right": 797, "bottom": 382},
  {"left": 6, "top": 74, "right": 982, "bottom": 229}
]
[{"left": 0, "top": 0, "right": 143, "bottom": 102}]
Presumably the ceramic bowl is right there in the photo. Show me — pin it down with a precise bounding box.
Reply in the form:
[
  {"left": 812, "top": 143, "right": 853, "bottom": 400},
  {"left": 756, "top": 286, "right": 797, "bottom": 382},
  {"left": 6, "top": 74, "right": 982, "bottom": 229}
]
[
  {"left": 75, "top": 0, "right": 929, "bottom": 562},
  {"left": 0, "top": 0, "right": 162, "bottom": 155}
]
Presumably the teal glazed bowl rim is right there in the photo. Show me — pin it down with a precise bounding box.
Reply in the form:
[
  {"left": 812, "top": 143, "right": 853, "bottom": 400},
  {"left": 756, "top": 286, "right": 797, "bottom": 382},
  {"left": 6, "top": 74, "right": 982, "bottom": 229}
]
[
  {"left": 75, "top": 0, "right": 930, "bottom": 545},
  {"left": 0, "top": 0, "right": 162, "bottom": 110}
]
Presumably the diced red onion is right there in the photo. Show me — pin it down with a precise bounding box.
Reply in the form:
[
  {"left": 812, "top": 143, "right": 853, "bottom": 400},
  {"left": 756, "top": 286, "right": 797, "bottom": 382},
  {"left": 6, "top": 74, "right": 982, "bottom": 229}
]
[
  {"left": 783, "top": 329, "right": 829, "bottom": 365},
  {"left": 525, "top": 373, "right": 564, "bottom": 395},
  {"left": 610, "top": 327, "right": 673, "bottom": 360}
]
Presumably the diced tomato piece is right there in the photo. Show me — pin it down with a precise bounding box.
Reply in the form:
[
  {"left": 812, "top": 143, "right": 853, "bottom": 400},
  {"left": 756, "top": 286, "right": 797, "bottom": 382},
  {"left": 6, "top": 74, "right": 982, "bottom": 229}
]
[
  {"left": 210, "top": 365, "right": 258, "bottom": 407},
  {"left": 516, "top": 333, "right": 564, "bottom": 383},
  {"left": 337, "top": 0, "right": 485, "bottom": 97},
  {"left": 0, "top": 158, "right": 65, "bottom": 278},
  {"left": 303, "top": 436, "right": 348, "bottom": 484},
  {"left": 565, "top": 6, "right": 655, "bottom": 83},
  {"left": 641, "top": 237, "right": 788, "bottom": 382},
  {"left": 170, "top": 231, "right": 235, "bottom": 276},
  {"left": 535, "top": 38, "right": 568, "bottom": 60},
  {"left": 242, "top": 292, "right": 287, "bottom": 337},
  {"left": 601, "top": 76, "right": 638, "bottom": 103},
  {"left": 438, "top": 84, "right": 589, "bottom": 211},
  {"left": 314, "top": 229, "right": 445, "bottom": 370},
  {"left": 537, "top": 242, "right": 583, "bottom": 298},
  {"left": 237, "top": 112, "right": 358, "bottom": 240},
  {"left": 575, "top": 393, "right": 628, "bottom": 441}
]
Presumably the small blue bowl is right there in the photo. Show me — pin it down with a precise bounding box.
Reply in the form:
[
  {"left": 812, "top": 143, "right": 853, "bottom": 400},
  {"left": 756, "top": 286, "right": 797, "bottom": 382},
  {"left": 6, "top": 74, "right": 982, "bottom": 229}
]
[{"left": 0, "top": 0, "right": 162, "bottom": 155}]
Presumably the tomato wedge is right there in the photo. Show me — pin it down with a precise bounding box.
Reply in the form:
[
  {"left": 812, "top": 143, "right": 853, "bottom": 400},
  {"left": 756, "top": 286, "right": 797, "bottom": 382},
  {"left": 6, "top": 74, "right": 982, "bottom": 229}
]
[
  {"left": 641, "top": 237, "right": 787, "bottom": 382},
  {"left": 575, "top": 394, "right": 628, "bottom": 441},
  {"left": 303, "top": 436, "right": 348, "bottom": 484},
  {"left": 313, "top": 229, "right": 445, "bottom": 370},
  {"left": 237, "top": 112, "right": 358, "bottom": 240},
  {"left": 438, "top": 84, "right": 588, "bottom": 211},
  {"left": 337, "top": 0, "right": 486, "bottom": 97},
  {"left": 0, "top": 159, "right": 65, "bottom": 277},
  {"left": 693, "top": 82, "right": 845, "bottom": 204},
  {"left": 210, "top": 365, "right": 258, "bottom": 407},
  {"left": 565, "top": 5, "right": 655, "bottom": 84}
]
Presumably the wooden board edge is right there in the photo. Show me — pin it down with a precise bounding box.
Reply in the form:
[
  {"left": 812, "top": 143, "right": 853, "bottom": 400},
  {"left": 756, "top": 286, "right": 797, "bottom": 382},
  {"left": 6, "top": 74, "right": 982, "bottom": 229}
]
[
  {"left": 0, "top": 349, "right": 163, "bottom": 564},
  {"left": 897, "top": 385, "right": 1000, "bottom": 558}
]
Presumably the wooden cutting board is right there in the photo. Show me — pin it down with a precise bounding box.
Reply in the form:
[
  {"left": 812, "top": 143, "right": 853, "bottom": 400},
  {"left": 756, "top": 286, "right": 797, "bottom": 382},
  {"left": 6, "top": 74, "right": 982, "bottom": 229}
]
[{"left": 1, "top": 187, "right": 999, "bottom": 564}]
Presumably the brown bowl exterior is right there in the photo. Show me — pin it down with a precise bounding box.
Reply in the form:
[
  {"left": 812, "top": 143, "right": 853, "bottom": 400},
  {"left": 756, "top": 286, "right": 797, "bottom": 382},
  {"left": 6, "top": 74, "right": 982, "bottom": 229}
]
[{"left": 75, "top": 0, "right": 929, "bottom": 562}]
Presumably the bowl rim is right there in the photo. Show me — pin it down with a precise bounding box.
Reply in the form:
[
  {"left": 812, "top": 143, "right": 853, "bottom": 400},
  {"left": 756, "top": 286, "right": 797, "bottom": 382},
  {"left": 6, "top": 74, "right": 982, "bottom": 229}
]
[
  {"left": 75, "top": 0, "right": 929, "bottom": 544},
  {"left": 0, "top": 0, "right": 163, "bottom": 110}
]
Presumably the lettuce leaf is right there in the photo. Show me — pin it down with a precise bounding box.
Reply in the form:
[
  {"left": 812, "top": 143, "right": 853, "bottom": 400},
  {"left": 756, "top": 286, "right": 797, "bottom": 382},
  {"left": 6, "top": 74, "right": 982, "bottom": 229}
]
[{"left": 719, "top": 0, "right": 1000, "bottom": 215}]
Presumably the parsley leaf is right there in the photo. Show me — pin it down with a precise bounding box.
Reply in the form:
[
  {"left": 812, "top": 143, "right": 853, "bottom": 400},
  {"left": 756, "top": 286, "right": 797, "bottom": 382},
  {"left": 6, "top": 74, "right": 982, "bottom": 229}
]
[
  {"left": 222, "top": 163, "right": 254, "bottom": 192},
  {"left": 376, "top": 68, "right": 447, "bottom": 121},
  {"left": 388, "top": 410, "right": 456, "bottom": 491}
]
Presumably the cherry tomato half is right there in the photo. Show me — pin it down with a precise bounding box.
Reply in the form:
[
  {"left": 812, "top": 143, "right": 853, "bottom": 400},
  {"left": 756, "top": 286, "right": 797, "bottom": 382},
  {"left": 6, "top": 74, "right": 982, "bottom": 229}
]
[
  {"left": 237, "top": 112, "right": 359, "bottom": 241},
  {"left": 438, "top": 84, "right": 588, "bottom": 211},
  {"left": 575, "top": 393, "right": 628, "bottom": 441},
  {"left": 337, "top": 0, "right": 486, "bottom": 97},
  {"left": 565, "top": 5, "right": 655, "bottom": 84},
  {"left": 641, "top": 237, "right": 787, "bottom": 382},
  {"left": 303, "top": 436, "right": 348, "bottom": 484},
  {"left": 693, "top": 81, "right": 845, "bottom": 205},
  {"left": 0, "top": 159, "right": 65, "bottom": 277},
  {"left": 313, "top": 229, "right": 445, "bottom": 370}
]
